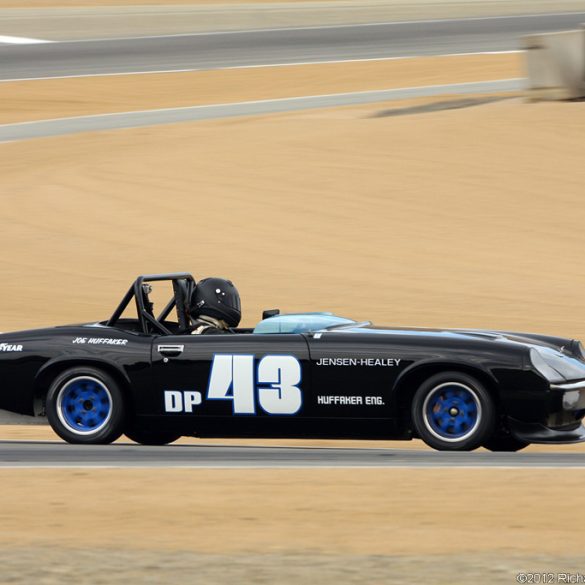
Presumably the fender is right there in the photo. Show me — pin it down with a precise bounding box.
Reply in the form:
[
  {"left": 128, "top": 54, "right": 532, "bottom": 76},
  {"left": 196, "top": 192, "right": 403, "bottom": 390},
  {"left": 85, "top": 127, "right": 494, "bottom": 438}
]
[
  {"left": 33, "top": 356, "right": 132, "bottom": 415},
  {"left": 389, "top": 358, "right": 501, "bottom": 412}
]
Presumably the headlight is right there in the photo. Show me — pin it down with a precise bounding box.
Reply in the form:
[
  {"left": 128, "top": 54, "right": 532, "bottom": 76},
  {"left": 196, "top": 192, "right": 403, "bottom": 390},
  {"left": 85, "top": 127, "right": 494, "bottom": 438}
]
[
  {"left": 530, "top": 347, "right": 585, "bottom": 383},
  {"left": 563, "top": 390, "right": 582, "bottom": 410}
]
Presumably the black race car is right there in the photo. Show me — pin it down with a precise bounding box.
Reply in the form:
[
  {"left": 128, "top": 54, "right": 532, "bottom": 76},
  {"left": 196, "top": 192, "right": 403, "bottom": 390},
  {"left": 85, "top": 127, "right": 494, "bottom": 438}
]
[{"left": 1, "top": 273, "right": 585, "bottom": 452}]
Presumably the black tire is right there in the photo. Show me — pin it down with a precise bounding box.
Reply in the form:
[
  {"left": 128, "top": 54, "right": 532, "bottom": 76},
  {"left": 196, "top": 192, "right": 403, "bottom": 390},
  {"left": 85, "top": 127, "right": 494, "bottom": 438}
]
[
  {"left": 483, "top": 435, "right": 529, "bottom": 452},
  {"left": 411, "top": 371, "right": 496, "bottom": 451},
  {"left": 46, "top": 366, "right": 125, "bottom": 444},
  {"left": 125, "top": 427, "right": 181, "bottom": 446}
]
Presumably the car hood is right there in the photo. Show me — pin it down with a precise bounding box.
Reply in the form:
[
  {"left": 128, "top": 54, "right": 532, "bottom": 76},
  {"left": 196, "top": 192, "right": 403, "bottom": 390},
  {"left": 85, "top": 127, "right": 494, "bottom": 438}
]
[{"left": 338, "top": 323, "right": 578, "bottom": 354}]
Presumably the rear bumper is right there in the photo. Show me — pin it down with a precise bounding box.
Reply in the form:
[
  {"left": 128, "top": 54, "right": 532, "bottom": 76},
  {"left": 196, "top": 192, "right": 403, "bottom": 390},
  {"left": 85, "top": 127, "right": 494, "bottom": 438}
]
[{"left": 509, "top": 418, "right": 585, "bottom": 444}]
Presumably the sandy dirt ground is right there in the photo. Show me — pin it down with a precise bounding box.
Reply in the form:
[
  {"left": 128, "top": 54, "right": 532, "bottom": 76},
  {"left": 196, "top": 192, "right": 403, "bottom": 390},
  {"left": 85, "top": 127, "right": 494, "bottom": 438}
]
[
  {"left": 0, "top": 53, "right": 520, "bottom": 123},
  {"left": 3, "top": 468, "right": 584, "bottom": 556},
  {"left": 1, "top": 468, "right": 585, "bottom": 584},
  {"left": 1, "top": 98, "right": 585, "bottom": 340}
]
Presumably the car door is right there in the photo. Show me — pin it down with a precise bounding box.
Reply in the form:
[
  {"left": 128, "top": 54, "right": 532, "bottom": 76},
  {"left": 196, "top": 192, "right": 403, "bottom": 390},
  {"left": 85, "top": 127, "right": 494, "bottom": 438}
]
[
  {"left": 305, "top": 331, "right": 402, "bottom": 420},
  {"left": 147, "top": 332, "right": 311, "bottom": 435}
]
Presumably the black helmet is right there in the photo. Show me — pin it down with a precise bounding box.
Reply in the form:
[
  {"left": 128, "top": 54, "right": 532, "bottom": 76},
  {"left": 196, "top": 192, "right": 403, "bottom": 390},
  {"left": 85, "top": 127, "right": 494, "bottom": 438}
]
[{"left": 191, "top": 277, "right": 241, "bottom": 328}]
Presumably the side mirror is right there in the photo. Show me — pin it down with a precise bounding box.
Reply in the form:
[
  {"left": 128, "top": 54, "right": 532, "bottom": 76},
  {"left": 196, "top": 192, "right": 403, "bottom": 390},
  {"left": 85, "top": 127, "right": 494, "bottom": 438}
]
[{"left": 262, "top": 309, "right": 280, "bottom": 320}]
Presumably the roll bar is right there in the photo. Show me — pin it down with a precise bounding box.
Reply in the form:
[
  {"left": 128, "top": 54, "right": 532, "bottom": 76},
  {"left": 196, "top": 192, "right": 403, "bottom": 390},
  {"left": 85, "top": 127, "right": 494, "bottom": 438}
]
[{"left": 107, "top": 273, "right": 196, "bottom": 334}]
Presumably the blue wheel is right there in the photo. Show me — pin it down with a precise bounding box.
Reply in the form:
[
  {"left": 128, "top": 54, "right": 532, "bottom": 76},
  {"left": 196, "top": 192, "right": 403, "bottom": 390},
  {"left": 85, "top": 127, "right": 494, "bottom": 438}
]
[
  {"left": 412, "top": 372, "right": 496, "bottom": 451},
  {"left": 422, "top": 383, "right": 481, "bottom": 442},
  {"left": 56, "top": 376, "right": 113, "bottom": 435},
  {"left": 46, "top": 367, "right": 125, "bottom": 444}
]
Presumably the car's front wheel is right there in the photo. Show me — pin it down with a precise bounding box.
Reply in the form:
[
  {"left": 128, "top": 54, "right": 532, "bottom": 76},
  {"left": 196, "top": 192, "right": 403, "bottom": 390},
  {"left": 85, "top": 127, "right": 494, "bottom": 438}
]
[
  {"left": 46, "top": 366, "right": 125, "bottom": 444},
  {"left": 412, "top": 372, "right": 496, "bottom": 451}
]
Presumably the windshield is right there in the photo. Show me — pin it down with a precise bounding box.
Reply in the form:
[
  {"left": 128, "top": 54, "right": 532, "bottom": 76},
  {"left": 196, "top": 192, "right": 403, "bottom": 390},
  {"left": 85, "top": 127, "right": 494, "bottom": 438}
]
[{"left": 253, "top": 313, "right": 356, "bottom": 334}]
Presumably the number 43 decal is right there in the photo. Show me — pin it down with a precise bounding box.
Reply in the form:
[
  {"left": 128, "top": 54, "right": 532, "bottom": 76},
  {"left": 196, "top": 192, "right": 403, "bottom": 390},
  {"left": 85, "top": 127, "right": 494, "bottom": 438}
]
[{"left": 208, "top": 354, "right": 303, "bottom": 415}]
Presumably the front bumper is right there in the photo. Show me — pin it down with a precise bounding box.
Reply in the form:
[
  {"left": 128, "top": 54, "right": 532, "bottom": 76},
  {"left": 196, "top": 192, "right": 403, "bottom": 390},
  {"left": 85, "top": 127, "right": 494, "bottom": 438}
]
[
  {"left": 547, "top": 379, "right": 585, "bottom": 431},
  {"left": 551, "top": 380, "right": 585, "bottom": 391},
  {"left": 509, "top": 418, "right": 585, "bottom": 444},
  {"left": 551, "top": 379, "right": 585, "bottom": 411}
]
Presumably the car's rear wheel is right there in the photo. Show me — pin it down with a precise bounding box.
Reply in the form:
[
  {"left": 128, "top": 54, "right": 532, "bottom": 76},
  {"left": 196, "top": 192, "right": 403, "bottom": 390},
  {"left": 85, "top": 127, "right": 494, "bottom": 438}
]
[
  {"left": 125, "top": 427, "right": 181, "bottom": 446},
  {"left": 482, "top": 434, "right": 529, "bottom": 452},
  {"left": 412, "top": 372, "right": 496, "bottom": 451},
  {"left": 46, "top": 366, "right": 125, "bottom": 444}
]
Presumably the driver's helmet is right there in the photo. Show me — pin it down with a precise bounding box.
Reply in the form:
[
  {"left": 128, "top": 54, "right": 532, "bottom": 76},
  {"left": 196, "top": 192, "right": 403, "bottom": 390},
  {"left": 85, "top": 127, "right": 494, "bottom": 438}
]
[{"left": 191, "top": 277, "right": 241, "bottom": 328}]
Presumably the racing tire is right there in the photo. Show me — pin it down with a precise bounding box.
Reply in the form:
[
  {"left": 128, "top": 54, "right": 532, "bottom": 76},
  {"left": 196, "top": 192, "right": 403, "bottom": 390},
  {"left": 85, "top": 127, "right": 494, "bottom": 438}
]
[
  {"left": 46, "top": 366, "right": 125, "bottom": 445},
  {"left": 411, "top": 372, "right": 496, "bottom": 451},
  {"left": 482, "top": 435, "right": 529, "bottom": 452},
  {"left": 124, "top": 427, "right": 181, "bottom": 446}
]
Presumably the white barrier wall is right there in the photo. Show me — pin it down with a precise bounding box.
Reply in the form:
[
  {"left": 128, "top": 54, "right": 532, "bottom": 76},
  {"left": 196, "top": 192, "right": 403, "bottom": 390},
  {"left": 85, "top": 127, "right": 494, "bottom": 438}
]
[{"left": 523, "top": 29, "right": 585, "bottom": 100}]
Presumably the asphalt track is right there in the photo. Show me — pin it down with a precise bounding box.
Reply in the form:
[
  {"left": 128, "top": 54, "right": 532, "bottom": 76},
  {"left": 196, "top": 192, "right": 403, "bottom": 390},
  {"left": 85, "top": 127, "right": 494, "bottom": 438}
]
[
  {"left": 1, "top": 441, "right": 584, "bottom": 468},
  {"left": 1, "top": 12, "right": 585, "bottom": 81}
]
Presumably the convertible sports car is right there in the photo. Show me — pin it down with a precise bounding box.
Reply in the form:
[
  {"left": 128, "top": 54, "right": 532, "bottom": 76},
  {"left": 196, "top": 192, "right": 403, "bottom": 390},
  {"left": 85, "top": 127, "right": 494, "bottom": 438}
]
[{"left": 1, "top": 273, "right": 585, "bottom": 452}]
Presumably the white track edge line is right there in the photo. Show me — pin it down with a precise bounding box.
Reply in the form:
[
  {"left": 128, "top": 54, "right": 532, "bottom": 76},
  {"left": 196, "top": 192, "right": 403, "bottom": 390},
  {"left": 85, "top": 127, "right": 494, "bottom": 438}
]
[{"left": 0, "top": 34, "right": 52, "bottom": 44}]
